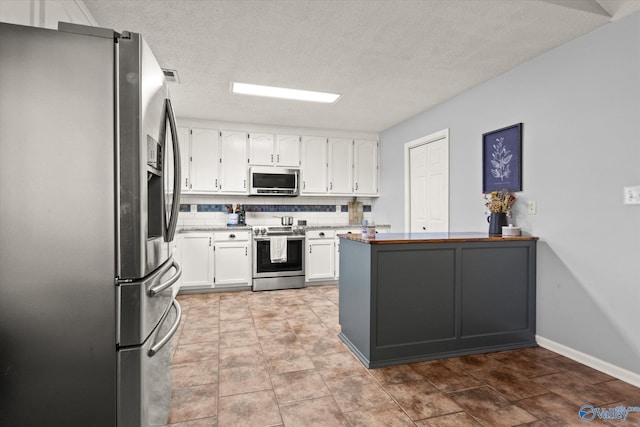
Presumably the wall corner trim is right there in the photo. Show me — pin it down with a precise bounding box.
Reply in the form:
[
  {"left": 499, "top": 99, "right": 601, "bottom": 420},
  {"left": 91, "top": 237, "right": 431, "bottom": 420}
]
[{"left": 536, "top": 335, "right": 640, "bottom": 388}]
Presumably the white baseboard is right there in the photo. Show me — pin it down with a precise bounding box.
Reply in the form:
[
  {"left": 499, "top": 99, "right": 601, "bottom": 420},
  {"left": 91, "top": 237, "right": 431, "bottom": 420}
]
[{"left": 536, "top": 335, "right": 640, "bottom": 388}]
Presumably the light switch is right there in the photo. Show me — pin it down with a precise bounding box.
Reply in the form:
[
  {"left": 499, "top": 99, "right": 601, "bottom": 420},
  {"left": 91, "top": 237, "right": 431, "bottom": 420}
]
[
  {"left": 624, "top": 186, "right": 640, "bottom": 205},
  {"left": 527, "top": 201, "right": 537, "bottom": 215}
]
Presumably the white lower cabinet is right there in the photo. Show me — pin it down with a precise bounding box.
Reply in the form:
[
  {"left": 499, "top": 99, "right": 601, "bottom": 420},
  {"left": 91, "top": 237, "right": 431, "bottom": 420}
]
[
  {"left": 177, "top": 231, "right": 251, "bottom": 291},
  {"left": 334, "top": 229, "right": 360, "bottom": 279},
  {"left": 213, "top": 231, "right": 251, "bottom": 288},
  {"left": 179, "top": 233, "right": 214, "bottom": 289},
  {"left": 305, "top": 230, "right": 335, "bottom": 282}
]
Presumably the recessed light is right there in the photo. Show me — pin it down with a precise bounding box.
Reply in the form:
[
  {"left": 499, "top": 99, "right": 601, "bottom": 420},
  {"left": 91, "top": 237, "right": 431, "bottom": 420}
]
[{"left": 231, "top": 82, "right": 341, "bottom": 103}]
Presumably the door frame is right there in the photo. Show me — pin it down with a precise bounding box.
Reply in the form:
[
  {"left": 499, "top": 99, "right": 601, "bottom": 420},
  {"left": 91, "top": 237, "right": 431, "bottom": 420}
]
[{"left": 404, "top": 128, "right": 450, "bottom": 232}]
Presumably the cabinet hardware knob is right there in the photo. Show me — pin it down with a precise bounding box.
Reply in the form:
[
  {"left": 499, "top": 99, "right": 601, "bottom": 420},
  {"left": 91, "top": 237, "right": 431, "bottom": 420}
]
[
  {"left": 229, "top": 234, "right": 235, "bottom": 239},
  {"left": 319, "top": 232, "right": 325, "bottom": 237}
]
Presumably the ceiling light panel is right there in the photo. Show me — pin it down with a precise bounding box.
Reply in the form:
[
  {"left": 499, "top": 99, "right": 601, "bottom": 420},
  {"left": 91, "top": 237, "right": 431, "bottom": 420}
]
[{"left": 231, "top": 82, "right": 341, "bottom": 103}]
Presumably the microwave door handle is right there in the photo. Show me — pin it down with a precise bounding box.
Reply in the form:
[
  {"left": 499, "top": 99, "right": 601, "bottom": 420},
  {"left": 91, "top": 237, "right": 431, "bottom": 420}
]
[
  {"left": 165, "top": 98, "right": 181, "bottom": 242},
  {"left": 148, "top": 299, "right": 181, "bottom": 357},
  {"left": 148, "top": 258, "right": 182, "bottom": 296}
]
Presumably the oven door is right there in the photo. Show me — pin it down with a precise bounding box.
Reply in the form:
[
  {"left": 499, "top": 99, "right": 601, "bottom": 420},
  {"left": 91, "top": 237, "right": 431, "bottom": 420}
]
[{"left": 253, "top": 236, "right": 304, "bottom": 277}]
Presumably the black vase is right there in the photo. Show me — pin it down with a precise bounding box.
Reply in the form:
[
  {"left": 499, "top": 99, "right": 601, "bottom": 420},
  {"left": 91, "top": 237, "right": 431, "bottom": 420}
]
[{"left": 488, "top": 212, "right": 508, "bottom": 236}]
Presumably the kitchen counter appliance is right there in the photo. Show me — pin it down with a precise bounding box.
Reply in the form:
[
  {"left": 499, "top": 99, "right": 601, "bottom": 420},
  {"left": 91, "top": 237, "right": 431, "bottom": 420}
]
[
  {"left": 252, "top": 226, "right": 305, "bottom": 290},
  {"left": 0, "top": 22, "right": 182, "bottom": 426}
]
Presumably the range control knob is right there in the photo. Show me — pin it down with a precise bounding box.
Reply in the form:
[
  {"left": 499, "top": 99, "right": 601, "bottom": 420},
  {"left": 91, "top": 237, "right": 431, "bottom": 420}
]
[
  {"left": 260, "top": 227, "right": 267, "bottom": 235},
  {"left": 253, "top": 228, "right": 260, "bottom": 235}
]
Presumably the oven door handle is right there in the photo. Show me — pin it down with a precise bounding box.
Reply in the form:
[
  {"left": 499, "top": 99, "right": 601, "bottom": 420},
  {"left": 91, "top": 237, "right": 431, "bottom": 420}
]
[{"left": 148, "top": 298, "right": 181, "bottom": 357}]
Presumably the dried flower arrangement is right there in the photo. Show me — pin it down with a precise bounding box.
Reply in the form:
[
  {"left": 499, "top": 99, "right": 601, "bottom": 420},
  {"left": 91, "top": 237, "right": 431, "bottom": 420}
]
[{"left": 484, "top": 189, "right": 516, "bottom": 217}]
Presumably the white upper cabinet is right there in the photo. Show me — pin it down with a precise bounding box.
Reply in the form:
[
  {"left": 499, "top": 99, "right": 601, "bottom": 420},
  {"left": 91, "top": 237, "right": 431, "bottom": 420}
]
[
  {"left": 248, "top": 133, "right": 274, "bottom": 166},
  {"left": 177, "top": 127, "right": 191, "bottom": 192},
  {"left": 275, "top": 134, "right": 300, "bottom": 167},
  {"left": 248, "top": 133, "right": 300, "bottom": 167},
  {"left": 190, "top": 128, "right": 219, "bottom": 192},
  {"left": 300, "top": 136, "right": 328, "bottom": 194},
  {"left": 219, "top": 131, "right": 248, "bottom": 193},
  {"left": 179, "top": 126, "right": 377, "bottom": 197},
  {"left": 353, "top": 139, "right": 379, "bottom": 195},
  {"left": 328, "top": 138, "right": 353, "bottom": 194}
]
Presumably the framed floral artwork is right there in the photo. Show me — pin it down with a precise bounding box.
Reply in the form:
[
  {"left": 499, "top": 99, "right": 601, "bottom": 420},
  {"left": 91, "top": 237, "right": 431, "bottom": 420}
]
[{"left": 482, "top": 123, "right": 522, "bottom": 193}]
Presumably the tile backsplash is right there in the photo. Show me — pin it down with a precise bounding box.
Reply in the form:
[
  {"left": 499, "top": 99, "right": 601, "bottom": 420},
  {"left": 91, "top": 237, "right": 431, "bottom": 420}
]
[{"left": 177, "top": 196, "right": 373, "bottom": 227}]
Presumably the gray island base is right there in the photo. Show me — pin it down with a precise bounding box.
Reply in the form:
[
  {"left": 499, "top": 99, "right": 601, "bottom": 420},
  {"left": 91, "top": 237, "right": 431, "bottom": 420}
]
[{"left": 338, "top": 232, "right": 538, "bottom": 368}]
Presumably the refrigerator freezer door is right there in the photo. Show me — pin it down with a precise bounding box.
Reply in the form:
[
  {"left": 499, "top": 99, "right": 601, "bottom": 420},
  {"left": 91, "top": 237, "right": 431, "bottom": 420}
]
[{"left": 119, "top": 299, "right": 181, "bottom": 426}]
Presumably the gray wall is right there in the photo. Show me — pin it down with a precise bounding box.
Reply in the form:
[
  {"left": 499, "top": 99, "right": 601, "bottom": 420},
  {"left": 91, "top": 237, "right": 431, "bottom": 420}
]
[{"left": 376, "top": 12, "right": 640, "bottom": 374}]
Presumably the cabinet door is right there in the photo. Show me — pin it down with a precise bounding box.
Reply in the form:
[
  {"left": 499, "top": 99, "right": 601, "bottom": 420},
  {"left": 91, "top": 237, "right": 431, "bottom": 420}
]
[
  {"left": 214, "top": 241, "right": 251, "bottom": 287},
  {"left": 300, "top": 136, "right": 327, "bottom": 194},
  {"left": 219, "top": 131, "right": 248, "bottom": 193},
  {"left": 179, "top": 234, "right": 214, "bottom": 289},
  {"left": 306, "top": 238, "right": 335, "bottom": 281},
  {"left": 354, "top": 139, "right": 378, "bottom": 195},
  {"left": 275, "top": 134, "right": 300, "bottom": 167},
  {"left": 177, "top": 127, "right": 191, "bottom": 191},
  {"left": 328, "top": 138, "right": 353, "bottom": 194},
  {"left": 248, "top": 133, "right": 274, "bottom": 166},
  {"left": 191, "top": 128, "right": 219, "bottom": 192}
]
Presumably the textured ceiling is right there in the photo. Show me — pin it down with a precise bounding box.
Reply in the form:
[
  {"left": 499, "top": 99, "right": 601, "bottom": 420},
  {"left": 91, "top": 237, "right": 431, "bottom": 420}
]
[{"left": 83, "top": 0, "right": 640, "bottom": 133}]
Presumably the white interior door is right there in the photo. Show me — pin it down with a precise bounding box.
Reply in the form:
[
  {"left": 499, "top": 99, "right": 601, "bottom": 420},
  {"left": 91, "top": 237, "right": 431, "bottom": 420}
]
[{"left": 405, "top": 129, "right": 449, "bottom": 232}]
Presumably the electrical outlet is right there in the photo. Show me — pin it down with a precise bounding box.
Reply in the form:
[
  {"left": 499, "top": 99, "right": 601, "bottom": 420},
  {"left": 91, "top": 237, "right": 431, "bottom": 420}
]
[
  {"left": 527, "top": 200, "right": 537, "bottom": 215},
  {"left": 624, "top": 186, "right": 640, "bottom": 205}
]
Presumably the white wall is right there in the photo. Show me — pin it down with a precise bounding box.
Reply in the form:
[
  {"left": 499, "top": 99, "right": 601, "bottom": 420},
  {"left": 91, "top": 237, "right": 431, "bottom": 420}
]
[{"left": 377, "top": 12, "right": 640, "bottom": 374}]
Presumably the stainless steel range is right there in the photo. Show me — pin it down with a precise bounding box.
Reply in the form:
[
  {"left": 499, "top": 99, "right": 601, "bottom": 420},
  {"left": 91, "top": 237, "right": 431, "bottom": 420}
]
[{"left": 252, "top": 225, "right": 305, "bottom": 291}]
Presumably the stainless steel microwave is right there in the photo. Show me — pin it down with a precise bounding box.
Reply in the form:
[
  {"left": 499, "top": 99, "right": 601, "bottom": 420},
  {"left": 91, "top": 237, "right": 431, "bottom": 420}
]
[{"left": 249, "top": 167, "right": 299, "bottom": 196}]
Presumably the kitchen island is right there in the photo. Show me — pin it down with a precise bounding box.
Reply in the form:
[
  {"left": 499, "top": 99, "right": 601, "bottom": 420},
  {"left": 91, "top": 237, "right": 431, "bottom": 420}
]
[{"left": 338, "top": 232, "right": 538, "bottom": 368}]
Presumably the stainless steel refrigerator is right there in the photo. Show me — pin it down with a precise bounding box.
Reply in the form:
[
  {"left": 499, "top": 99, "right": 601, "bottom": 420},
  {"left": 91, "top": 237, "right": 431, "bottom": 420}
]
[{"left": 0, "top": 22, "right": 182, "bottom": 426}]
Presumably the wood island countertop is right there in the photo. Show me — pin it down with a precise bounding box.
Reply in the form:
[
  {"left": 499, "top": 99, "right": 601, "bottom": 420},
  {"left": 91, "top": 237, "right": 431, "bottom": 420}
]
[{"left": 339, "top": 231, "right": 538, "bottom": 244}]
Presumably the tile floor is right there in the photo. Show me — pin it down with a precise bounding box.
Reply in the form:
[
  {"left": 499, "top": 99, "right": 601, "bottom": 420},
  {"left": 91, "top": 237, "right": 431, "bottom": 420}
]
[{"left": 168, "top": 284, "right": 640, "bottom": 427}]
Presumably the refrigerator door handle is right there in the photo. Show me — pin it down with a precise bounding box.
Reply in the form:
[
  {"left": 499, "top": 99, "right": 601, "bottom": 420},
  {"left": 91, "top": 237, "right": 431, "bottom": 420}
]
[
  {"left": 148, "top": 258, "right": 181, "bottom": 297},
  {"left": 148, "top": 298, "right": 181, "bottom": 357},
  {"left": 165, "top": 98, "right": 181, "bottom": 242}
]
